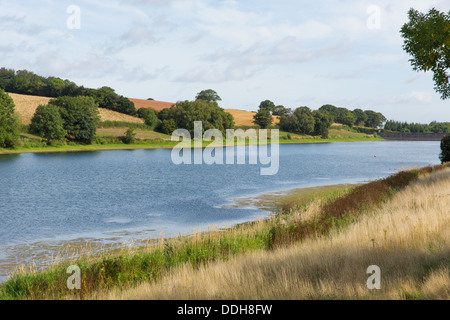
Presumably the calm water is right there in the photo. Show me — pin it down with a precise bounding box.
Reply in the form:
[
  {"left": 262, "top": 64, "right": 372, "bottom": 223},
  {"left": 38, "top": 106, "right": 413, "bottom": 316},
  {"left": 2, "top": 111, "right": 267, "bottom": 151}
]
[{"left": 0, "top": 141, "right": 441, "bottom": 280}]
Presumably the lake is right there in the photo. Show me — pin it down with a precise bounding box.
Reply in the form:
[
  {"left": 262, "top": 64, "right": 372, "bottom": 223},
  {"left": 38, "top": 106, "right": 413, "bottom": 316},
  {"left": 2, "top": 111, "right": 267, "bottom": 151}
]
[{"left": 0, "top": 141, "right": 441, "bottom": 281}]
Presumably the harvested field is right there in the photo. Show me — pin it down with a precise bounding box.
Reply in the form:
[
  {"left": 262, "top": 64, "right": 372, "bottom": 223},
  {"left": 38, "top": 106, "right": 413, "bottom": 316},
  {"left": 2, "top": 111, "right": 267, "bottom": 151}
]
[
  {"left": 8, "top": 93, "right": 52, "bottom": 125},
  {"left": 225, "top": 109, "right": 280, "bottom": 127},
  {"left": 129, "top": 98, "right": 175, "bottom": 112},
  {"left": 97, "top": 108, "right": 144, "bottom": 124},
  {"left": 8, "top": 92, "right": 144, "bottom": 125}
]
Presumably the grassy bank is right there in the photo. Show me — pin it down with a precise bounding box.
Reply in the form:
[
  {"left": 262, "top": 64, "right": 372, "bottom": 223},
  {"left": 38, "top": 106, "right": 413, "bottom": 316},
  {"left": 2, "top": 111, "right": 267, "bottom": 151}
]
[
  {"left": 0, "top": 127, "right": 382, "bottom": 155},
  {"left": 1, "top": 164, "right": 447, "bottom": 300}
]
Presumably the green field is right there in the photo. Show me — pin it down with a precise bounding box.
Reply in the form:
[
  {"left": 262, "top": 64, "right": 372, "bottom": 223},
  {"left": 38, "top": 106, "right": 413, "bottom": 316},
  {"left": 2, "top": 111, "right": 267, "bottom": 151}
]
[{"left": 0, "top": 124, "right": 382, "bottom": 155}]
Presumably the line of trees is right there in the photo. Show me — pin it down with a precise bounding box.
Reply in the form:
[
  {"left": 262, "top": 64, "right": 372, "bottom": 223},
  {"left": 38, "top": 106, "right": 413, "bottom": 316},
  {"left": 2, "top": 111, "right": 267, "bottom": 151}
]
[
  {"left": 317, "top": 105, "right": 386, "bottom": 128},
  {"left": 252, "top": 99, "right": 386, "bottom": 138},
  {"left": 0, "top": 68, "right": 136, "bottom": 115},
  {"left": 278, "top": 107, "right": 332, "bottom": 138},
  {"left": 383, "top": 120, "right": 450, "bottom": 133}
]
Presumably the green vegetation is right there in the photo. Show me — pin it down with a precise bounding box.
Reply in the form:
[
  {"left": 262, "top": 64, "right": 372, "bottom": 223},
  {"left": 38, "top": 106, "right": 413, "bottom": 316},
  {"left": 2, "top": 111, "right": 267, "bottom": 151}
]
[
  {"left": 312, "top": 110, "right": 333, "bottom": 138},
  {"left": 29, "top": 104, "right": 67, "bottom": 144},
  {"left": 195, "top": 89, "right": 222, "bottom": 103},
  {"left": 319, "top": 104, "right": 386, "bottom": 128},
  {"left": 0, "top": 125, "right": 382, "bottom": 155},
  {"left": 50, "top": 96, "right": 100, "bottom": 144},
  {"left": 440, "top": 135, "right": 450, "bottom": 163},
  {"left": 1, "top": 164, "right": 446, "bottom": 300},
  {"left": 0, "top": 68, "right": 137, "bottom": 115},
  {"left": 136, "top": 107, "right": 158, "bottom": 130},
  {"left": 279, "top": 107, "right": 332, "bottom": 138},
  {"left": 157, "top": 98, "right": 234, "bottom": 136},
  {"left": 384, "top": 120, "right": 450, "bottom": 133},
  {"left": 0, "top": 89, "right": 20, "bottom": 148},
  {"left": 401, "top": 8, "right": 450, "bottom": 100},
  {"left": 253, "top": 108, "right": 273, "bottom": 129},
  {"left": 120, "top": 128, "right": 136, "bottom": 145}
]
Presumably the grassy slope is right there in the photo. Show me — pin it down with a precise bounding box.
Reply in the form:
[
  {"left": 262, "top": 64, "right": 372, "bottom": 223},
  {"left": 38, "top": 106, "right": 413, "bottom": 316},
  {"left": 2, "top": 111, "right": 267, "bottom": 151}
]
[
  {"left": 124, "top": 169, "right": 449, "bottom": 300},
  {"left": 0, "top": 126, "right": 382, "bottom": 155},
  {"left": 1, "top": 164, "right": 447, "bottom": 300}
]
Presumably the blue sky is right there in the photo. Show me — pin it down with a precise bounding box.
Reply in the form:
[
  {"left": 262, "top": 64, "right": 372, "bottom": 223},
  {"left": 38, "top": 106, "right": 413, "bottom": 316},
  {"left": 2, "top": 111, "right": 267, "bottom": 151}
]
[{"left": 1, "top": 0, "right": 448, "bottom": 122}]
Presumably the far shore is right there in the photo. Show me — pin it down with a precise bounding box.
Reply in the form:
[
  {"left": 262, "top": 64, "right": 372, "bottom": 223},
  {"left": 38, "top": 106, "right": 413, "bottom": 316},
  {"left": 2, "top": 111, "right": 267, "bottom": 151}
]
[{"left": 0, "top": 136, "right": 383, "bottom": 155}]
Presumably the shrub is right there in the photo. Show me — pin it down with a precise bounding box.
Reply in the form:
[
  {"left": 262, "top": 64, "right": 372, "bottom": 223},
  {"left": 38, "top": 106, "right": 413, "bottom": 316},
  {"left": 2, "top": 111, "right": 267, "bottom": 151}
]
[
  {"left": 30, "top": 104, "right": 66, "bottom": 144},
  {"left": 137, "top": 108, "right": 158, "bottom": 130},
  {"left": 50, "top": 96, "right": 100, "bottom": 144},
  {"left": 120, "top": 128, "right": 136, "bottom": 144},
  {"left": 440, "top": 135, "right": 450, "bottom": 163}
]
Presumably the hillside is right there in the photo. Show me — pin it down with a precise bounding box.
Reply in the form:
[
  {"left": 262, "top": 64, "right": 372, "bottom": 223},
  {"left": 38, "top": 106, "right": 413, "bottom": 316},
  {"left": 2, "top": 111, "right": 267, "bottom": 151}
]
[
  {"left": 128, "top": 98, "right": 175, "bottom": 112},
  {"left": 8, "top": 92, "right": 144, "bottom": 125},
  {"left": 8, "top": 93, "right": 269, "bottom": 128},
  {"left": 225, "top": 109, "right": 280, "bottom": 127}
]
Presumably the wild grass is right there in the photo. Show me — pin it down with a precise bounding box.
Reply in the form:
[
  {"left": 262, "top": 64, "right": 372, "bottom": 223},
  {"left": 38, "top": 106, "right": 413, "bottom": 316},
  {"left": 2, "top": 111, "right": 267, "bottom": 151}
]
[
  {"left": 105, "top": 165, "right": 450, "bottom": 300},
  {"left": 0, "top": 164, "right": 448, "bottom": 300}
]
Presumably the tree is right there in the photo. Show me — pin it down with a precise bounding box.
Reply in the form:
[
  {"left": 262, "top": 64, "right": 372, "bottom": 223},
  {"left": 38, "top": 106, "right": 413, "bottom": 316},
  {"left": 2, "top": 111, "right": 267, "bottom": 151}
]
[
  {"left": 87, "top": 86, "right": 136, "bottom": 115},
  {"left": 161, "top": 119, "right": 177, "bottom": 135},
  {"left": 137, "top": 108, "right": 158, "bottom": 129},
  {"left": 121, "top": 128, "right": 136, "bottom": 144},
  {"left": 336, "top": 107, "right": 356, "bottom": 127},
  {"left": 0, "top": 89, "right": 20, "bottom": 148},
  {"left": 319, "top": 104, "right": 338, "bottom": 123},
  {"left": 364, "top": 110, "right": 386, "bottom": 128},
  {"left": 273, "top": 105, "right": 291, "bottom": 117},
  {"left": 50, "top": 96, "right": 100, "bottom": 144},
  {"left": 195, "top": 89, "right": 222, "bottom": 103},
  {"left": 353, "top": 109, "right": 368, "bottom": 126},
  {"left": 312, "top": 110, "right": 332, "bottom": 138},
  {"left": 401, "top": 8, "right": 450, "bottom": 99},
  {"left": 279, "top": 114, "right": 300, "bottom": 133},
  {"left": 253, "top": 108, "right": 273, "bottom": 128},
  {"left": 294, "top": 107, "right": 315, "bottom": 135},
  {"left": 258, "top": 100, "right": 276, "bottom": 114},
  {"left": 30, "top": 104, "right": 66, "bottom": 143},
  {"left": 0, "top": 68, "right": 15, "bottom": 91},
  {"left": 157, "top": 99, "right": 234, "bottom": 136},
  {"left": 45, "top": 77, "right": 67, "bottom": 97},
  {"left": 440, "top": 135, "right": 450, "bottom": 163}
]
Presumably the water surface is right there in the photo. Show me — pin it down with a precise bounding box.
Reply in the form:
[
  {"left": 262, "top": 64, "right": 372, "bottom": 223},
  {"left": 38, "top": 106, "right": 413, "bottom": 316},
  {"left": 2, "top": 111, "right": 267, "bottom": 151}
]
[{"left": 0, "top": 141, "right": 441, "bottom": 281}]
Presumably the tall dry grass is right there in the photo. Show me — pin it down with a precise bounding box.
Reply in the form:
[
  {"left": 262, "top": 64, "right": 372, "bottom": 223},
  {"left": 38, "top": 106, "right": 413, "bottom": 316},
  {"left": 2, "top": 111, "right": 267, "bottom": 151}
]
[{"left": 105, "top": 168, "right": 450, "bottom": 300}]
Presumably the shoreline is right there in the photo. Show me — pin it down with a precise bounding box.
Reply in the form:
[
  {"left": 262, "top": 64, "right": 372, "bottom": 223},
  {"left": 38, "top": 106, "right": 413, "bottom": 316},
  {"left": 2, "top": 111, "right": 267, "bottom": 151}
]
[
  {"left": 0, "top": 181, "right": 355, "bottom": 283},
  {"left": 0, "top": 137, "right": 383, "bottom": 155},
  {"left": 2, "top": 163, "right": 447, "bottom": 299}
]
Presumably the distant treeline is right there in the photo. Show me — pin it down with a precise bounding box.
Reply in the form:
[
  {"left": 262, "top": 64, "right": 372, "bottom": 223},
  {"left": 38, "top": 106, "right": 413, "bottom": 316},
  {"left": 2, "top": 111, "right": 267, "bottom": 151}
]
[
  {"left": 383, "top": 120, "right": 450, "bottom": 133},
  {"left": 0, "top": 67, "right": 136, "bottom": 116}
]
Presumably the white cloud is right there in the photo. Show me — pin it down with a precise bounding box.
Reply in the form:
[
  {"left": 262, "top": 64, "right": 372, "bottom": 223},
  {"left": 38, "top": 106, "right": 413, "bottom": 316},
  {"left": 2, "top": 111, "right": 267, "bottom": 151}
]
[{"left": 1, "top": 0, "right": 449, "bottom": 122}]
